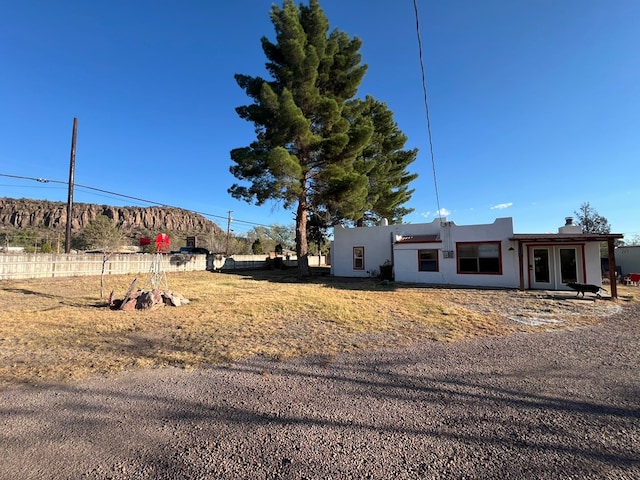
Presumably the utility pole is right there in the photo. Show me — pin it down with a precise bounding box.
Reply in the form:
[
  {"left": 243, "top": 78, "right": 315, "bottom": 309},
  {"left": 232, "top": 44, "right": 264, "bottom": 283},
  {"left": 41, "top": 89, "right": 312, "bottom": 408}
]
[
  {"left": 225, "top": 210, "right": 232, "bottom": 256},
  {"left": 65, "top": 117, "right": 78, "bottom": 253}
]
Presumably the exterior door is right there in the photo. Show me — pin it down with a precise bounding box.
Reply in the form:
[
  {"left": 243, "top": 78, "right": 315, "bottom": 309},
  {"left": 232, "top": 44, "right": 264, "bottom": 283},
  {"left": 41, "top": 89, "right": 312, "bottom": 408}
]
[
  {"left": 531, "top": 248, "right": 551, "bottom": 288},
  {"left": 528, "top": 245, "right": 583, "bottom": 290},
  {"left": 559, "top": 248, "right": 578, "bottom": 284}
]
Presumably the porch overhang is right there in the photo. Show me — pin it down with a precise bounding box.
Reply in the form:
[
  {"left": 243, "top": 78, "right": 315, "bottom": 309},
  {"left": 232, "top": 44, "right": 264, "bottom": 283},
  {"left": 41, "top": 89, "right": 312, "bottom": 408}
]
[
  {"left": 508, "top": 233, "right": 624, "bottom": 298},
  {"left": 509, "top": 233, "right": 624, "bottom": 243}
]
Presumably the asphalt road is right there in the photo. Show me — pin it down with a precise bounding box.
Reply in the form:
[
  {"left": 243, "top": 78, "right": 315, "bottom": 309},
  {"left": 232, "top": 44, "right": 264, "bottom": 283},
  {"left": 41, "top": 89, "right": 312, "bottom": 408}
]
[{"left": 1, "top": 304, "right": 639, "bottom": 479}]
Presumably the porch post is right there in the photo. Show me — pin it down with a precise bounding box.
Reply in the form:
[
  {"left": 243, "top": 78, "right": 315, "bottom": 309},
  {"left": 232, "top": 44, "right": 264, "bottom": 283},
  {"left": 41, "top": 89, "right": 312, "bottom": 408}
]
[
  {"left": 517, "top": 240, "right": 525, "bottom": 291},
  {"left": 607, "top": 239, "right": 618, "bottom": 299}
]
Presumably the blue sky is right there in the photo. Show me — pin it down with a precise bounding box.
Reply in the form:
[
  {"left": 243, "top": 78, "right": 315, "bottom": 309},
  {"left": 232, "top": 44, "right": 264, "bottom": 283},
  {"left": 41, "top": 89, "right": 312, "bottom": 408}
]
[{"left": 1, "top": 0, "right": 638, "bottom": 238}]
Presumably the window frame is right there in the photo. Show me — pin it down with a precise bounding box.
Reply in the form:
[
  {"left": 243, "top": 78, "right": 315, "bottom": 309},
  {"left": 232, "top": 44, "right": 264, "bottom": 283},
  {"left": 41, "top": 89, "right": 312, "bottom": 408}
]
[
  {"left": 418, "top": 249, "right": 439, "bottom": 272},
  {"left": 353, "top": 246, "right": 365, "bottom": 270},
  {"left": 456, "top": 241, "right": 502, "bottom": 275}
]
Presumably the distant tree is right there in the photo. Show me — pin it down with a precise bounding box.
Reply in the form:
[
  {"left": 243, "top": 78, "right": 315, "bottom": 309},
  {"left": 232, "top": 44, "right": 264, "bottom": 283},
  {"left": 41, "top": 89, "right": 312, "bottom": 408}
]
[
  {"left": 81, "top": 215, "right": 124, "bottom": 298},
  {"left": 40, "top": 242, "right": 53, "bottom": 253},
  {"left": 574, "top": 202, "right": 611, "bottom": 234},
  {"left": 246, "top": 226, "right": 274, "bottom": 253},
  {"left": 620, "top": 234, "right": 640, "bottom": 246},
  {"left": 204, "top": 228, "right": 228, "bottom": 254},
  {"left": 252, "top": 238, "right": 264, "bottom": 254},
  {"left": 227, "top": 234, "right": 252, "bottom": 255},
  {"left": 307, "top": 211, "right": 330, "bottom": 255},
  {"left": 13, "top": 229, "right": 37, "bottom": 248},
  {"left": 266, "top": 224, "right": 296, "bottom": 251}
]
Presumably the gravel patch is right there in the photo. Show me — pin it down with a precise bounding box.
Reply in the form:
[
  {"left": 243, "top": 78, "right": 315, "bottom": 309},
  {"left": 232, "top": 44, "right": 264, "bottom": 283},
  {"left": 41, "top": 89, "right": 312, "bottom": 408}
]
[{"left": 1, "top": 303, "right": 638, "bottom": 480}]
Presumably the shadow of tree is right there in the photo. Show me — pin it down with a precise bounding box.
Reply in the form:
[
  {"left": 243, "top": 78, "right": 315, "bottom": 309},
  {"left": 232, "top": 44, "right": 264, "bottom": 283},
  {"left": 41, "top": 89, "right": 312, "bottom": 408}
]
[
  {"left": 2, "top": 335, "right": 638, "bottom": 479},
  {"left": 215, "top": 267, "right": 400, "bottom": 292}
]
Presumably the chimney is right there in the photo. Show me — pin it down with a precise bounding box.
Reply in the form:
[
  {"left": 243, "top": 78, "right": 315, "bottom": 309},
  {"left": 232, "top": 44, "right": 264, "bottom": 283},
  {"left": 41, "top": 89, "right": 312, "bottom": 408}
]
[{"left": 558, "top": 216, "right": 582, "bottom": 234}]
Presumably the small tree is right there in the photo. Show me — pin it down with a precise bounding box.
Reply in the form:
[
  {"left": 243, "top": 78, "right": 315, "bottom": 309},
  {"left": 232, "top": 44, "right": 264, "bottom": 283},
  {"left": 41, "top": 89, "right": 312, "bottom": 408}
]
[
  {"left": 252, "top": 238, "right": 264, "bottom": 254},
  {"left": 574, "top": 202, "right": 611, "bottom": 234},
  {"left": 574, "top": 202, "right": 613, "bottom": 259},
  {"left": 623, "top": 234, "right": 640, "bottom": 246},
  {"left": 266, "top": 224, "right": 296, "bottom": 252},
  {"left": 227, "top": 234, "right": 252, "bottom": 255},
  {"left": 82, "top": 215, "right": 124, "bottom": 298}
]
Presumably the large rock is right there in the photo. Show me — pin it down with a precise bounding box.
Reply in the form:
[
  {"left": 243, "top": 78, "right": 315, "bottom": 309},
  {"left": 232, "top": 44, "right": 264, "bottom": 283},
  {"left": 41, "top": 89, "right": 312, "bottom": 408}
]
[{"left": 113, "top": 289, "right": 189, "bottom": 310}]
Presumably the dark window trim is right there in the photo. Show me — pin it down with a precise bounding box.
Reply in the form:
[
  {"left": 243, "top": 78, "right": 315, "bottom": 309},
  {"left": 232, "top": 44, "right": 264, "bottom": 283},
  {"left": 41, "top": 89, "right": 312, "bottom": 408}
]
[
  {"left": 456, "top": 241, "right": 502, "bottom": 275},
  {"left": 418, "top": 249, "right": 439, "bottom": 272},
  {"left": 353, "top": 246, "right": 365, "bottom": 270}
]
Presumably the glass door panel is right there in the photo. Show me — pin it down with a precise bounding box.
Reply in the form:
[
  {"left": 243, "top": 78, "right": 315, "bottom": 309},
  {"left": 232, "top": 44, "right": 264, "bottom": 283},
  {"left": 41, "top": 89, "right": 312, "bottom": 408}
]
[
  {"left": 533, "top": 248, "right": 550, "bottom": 283},
  {"left": 560, "top": 248, "right": 577, "bottom": 283}
]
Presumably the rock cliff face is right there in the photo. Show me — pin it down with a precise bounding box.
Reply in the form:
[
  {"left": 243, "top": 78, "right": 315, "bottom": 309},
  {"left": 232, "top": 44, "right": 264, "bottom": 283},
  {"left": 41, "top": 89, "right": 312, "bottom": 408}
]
[{"left": 0, "top": 198, "right": 222, "bottom": 237}]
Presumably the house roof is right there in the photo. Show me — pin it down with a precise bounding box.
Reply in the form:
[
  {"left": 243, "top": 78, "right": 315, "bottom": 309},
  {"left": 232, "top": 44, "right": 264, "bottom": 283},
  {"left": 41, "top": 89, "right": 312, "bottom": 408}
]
[
  {"left": 395, "top": 234, "right": 441, "bottom": 244},
  {"left": 509, "top": 233, "right": 624, "bottom": 243}
]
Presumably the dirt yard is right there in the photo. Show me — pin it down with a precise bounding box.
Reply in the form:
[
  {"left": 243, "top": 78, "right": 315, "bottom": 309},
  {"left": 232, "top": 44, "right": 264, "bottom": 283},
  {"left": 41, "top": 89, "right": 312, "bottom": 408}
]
[
  {"left": 0, "top": 271, "right": 635, "bottom": 386},
  {"left": 0, "top": 299, "right": 638, "bottom": 479}
]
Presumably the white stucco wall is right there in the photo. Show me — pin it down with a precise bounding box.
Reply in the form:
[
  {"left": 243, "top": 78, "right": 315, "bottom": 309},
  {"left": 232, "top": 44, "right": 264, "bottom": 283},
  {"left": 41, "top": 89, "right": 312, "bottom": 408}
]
[
  {"left": 393, "top": 217, "right": 519, "bottom": 288},
  {"left": 331, "top": 216, "right": 607, "bottom": 291},
  {"left": 583, "top": 242, "right": 604, "bottom": 285},
  {"left": 331, "top": 218, "right": 441, "bottom": 277},
  {"left": 331, "top": 217, "right": 518, "bottom": 287}
]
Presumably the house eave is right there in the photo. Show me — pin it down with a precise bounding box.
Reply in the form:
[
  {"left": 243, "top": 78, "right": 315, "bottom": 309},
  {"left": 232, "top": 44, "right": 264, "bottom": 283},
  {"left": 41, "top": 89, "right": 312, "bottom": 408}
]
[{"left": 509, "top": 233, "right": 624, "bottom": 243}]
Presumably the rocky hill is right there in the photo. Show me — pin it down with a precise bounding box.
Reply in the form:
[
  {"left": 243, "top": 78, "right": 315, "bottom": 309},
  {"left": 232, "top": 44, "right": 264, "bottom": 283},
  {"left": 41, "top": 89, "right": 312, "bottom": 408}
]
[{"left": 0, "top": 197, "right": 223, "bottom": 248}]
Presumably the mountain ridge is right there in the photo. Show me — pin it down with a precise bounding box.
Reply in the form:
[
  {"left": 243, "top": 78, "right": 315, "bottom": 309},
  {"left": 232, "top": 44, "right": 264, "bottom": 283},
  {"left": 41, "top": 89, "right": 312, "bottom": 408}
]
[{"left": 0, "top": 197, "right": 223, "bottom": 248}]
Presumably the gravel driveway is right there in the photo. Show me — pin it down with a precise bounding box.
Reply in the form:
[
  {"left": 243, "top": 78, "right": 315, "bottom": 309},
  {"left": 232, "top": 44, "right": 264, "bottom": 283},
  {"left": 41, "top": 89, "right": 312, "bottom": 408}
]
[{"left": 1, "top": 303, "right": 638, "bottom": 480}]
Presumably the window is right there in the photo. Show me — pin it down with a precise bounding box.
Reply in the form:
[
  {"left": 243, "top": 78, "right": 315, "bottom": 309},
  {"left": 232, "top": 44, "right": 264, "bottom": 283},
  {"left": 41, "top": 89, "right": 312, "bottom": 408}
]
[
  {"left": 457, "top": 242, "right": 501, "bottom": 274},
  {"left": 353, "top": 246, "right": 365, "bottom": 270},
  {"left": 418, "top": 249, "right": 439, "bottom": 272}
]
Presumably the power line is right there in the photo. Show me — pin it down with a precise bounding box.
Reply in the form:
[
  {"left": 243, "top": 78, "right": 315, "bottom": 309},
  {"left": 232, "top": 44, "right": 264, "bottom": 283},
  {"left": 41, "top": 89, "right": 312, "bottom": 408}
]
[
  {"left": 0, "top": 172, "right": 276, "bottom": 229},
  {"left": 413, "top": 0, "right": 444, "bottom": 220}
]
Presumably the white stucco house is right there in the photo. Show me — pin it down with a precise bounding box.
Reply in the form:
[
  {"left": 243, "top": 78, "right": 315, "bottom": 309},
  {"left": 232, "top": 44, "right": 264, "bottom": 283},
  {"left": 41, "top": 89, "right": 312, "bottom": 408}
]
[{"left": 330, "top": 216, "right": 624, "bottom": 297}]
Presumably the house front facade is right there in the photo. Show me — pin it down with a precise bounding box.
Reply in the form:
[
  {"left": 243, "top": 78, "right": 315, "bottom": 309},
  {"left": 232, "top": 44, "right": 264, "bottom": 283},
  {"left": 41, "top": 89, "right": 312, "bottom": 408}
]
[{"left": 331, "top": 217, "right": 623, "bottom": 295}]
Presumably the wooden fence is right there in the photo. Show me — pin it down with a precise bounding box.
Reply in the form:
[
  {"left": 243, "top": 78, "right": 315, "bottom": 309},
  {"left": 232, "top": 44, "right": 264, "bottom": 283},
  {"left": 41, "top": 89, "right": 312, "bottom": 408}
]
[
  {"left": 0, "top": 253, "right": 207, "bottom": 280},
  {"left": 0, "top": 252, "right": 328, "bottom": 280}
]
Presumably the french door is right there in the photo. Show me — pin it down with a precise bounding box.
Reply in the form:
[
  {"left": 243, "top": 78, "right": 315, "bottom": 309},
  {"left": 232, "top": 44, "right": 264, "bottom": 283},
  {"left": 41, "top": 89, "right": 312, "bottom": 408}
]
[
  {"left": 559, "top": 248, "right": 578, "bottom": 284},
  {"left": 532, "top": 248, "right": 551, "bottom": 288},
  {"left": 530, "top": 246, "right": 580, "bottom": 289}
]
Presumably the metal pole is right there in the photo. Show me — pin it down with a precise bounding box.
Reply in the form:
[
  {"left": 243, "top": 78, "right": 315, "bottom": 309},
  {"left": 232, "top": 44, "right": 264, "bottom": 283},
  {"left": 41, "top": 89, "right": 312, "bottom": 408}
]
[{"left": 65, "top": 118, "right": 78, "bottom": 253}]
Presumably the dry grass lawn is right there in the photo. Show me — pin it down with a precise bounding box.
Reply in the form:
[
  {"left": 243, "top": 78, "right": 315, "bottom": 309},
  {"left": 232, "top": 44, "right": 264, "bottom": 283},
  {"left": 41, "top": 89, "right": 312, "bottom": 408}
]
[{"left": 0, "top": 269, "right": 635, "bottom": 386}]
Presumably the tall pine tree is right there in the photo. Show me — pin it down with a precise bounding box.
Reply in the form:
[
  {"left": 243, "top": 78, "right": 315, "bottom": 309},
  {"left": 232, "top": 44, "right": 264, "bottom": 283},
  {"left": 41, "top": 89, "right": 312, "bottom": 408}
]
[
  {"left": 230, "top": 0, "right": 417, "bottom": 277},
  {"left": 345, "top": 96, "right": 418, "bottom": 226}
]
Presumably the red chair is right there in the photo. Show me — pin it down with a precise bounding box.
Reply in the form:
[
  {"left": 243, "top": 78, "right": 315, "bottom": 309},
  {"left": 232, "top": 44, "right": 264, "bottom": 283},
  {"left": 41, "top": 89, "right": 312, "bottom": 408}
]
[{"left": 624, "top": 273, "right": 640, "bottom": 286}]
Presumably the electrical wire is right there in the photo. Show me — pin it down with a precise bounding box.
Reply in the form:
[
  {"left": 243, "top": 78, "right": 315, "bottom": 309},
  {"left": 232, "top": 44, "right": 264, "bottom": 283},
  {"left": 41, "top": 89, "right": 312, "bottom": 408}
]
[{"left": 413, "top": 0, "right": 444, "bottom": 220}]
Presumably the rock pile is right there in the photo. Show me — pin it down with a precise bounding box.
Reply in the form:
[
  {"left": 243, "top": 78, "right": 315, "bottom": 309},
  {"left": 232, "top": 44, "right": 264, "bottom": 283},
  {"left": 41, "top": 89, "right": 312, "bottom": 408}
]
[{"left": 109, "top": 289, "right": 190, "bottom": 311}]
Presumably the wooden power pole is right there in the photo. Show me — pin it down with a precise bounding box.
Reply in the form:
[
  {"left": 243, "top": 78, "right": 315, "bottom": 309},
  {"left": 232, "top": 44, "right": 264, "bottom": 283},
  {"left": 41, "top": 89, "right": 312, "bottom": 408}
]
[
  {"left": 225, "top": 210, "right": 232, "bottom": 256},
  {"left": 65, "top": 118, "right": 78, "bottom": 253}
]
